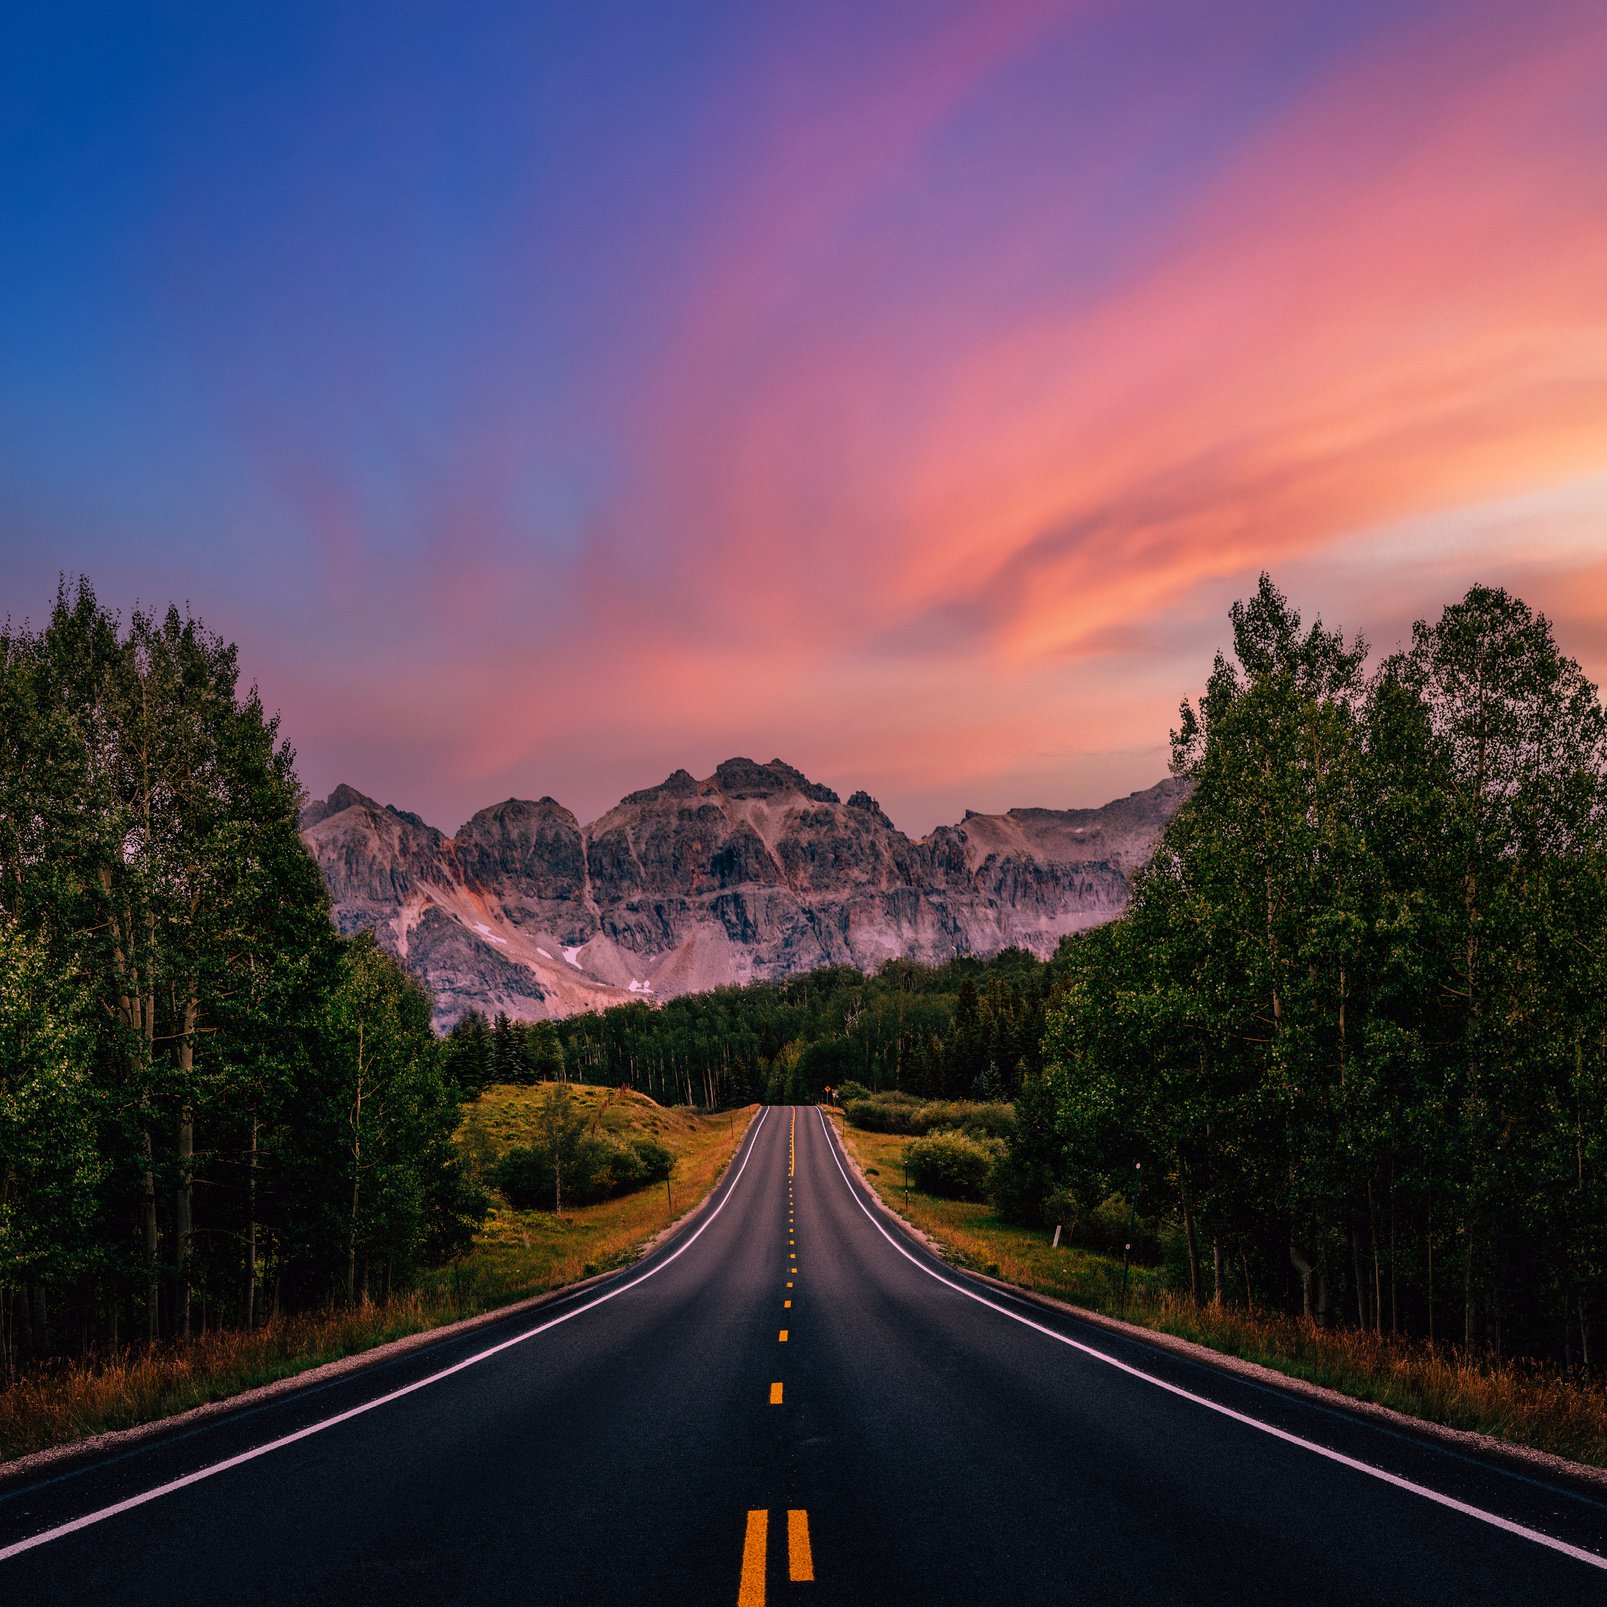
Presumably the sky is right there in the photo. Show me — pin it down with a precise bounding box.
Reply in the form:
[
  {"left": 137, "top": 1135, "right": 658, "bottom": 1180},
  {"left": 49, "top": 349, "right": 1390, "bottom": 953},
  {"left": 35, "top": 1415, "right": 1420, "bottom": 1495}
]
[{"left": 3, "top": 0, "right": 1605, "bottom": 835}]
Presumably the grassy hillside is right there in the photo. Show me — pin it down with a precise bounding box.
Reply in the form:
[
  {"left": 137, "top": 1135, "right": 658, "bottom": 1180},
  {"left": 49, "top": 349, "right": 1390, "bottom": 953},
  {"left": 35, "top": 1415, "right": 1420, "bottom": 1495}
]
[{"left": 446, "top": 1085, "right": 751, "bottom": 1308}]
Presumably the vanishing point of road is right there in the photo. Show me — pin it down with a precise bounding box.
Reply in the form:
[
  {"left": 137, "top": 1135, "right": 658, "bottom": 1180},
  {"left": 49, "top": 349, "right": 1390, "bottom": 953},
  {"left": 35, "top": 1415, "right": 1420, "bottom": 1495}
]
[{"left": 4, "top": 1106, "right": 1607, "bottom": 1604}]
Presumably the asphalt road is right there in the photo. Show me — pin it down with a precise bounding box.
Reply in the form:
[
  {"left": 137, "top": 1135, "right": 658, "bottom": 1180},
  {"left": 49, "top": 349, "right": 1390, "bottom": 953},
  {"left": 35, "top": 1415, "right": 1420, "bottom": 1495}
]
[{"left": 5, "top": 1104, "right": 1607, "bottom": 1604}]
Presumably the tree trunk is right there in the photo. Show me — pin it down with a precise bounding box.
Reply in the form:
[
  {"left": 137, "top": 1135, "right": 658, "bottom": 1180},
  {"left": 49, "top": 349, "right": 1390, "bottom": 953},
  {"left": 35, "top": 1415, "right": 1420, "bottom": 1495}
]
[
  {"left": 175, "top": 1105, "right": 193, "bottom": 1342},
  {"left": 142, "top": 1126, "right": 161, "bottom": 1344},
  {"left": 1426, "top": 1210, "right": 1435, "bottom": 1346},
  {"left": 1290, "top": 1239, "right": 1316, "bottom": 1323},
  {"left": 174, "top": 995, "right": 199, "bottom": 1340},
  {"left": 245, "top": 1114, "right": 259, "bottom": 1329},
  {"left": 347, "top": 1022, "right": 364, "bottom": 1308},
  {"left": 1211, "top": 1238, "right": 1223, "bottom": 1308},
  {"left": 1180, "top": 1180, "right": 1201, "bottom": 1306}
]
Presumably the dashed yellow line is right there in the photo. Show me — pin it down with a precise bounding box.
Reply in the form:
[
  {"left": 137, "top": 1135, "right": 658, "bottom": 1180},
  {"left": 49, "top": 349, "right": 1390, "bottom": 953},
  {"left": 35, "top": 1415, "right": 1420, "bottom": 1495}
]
[
  {"left": 788, "top": 1510, "right": 814, "bottom": 1581},
  {"left": 770, "top": 1381, "right": 784, "bottom": 1405},
  {"left": 738, "top": 1510, "right": 768, "bottom": 1606},
  {"left": 784, "top": 1299, "right": 791, "bottom": 1308},
  {"left": 778, "top": 1329, "right": 789, "bottom": 1342}
]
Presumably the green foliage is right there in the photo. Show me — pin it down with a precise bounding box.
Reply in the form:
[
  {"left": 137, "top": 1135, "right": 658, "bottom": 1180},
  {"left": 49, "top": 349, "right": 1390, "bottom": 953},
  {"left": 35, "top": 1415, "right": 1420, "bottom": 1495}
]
[
  {"left": 844, "top": 1093, "right": 1014, "bottom": 1139},
  {"left": 905, "top": 1130, "right": 1003, "bottom": 1201},
  {"left": 538, "top": 950, "right": 1053, "bottom": 1109},
  {"left": 0, "top": 578, "right": 484, "bottom": 1367},
  {"left": 0, "top": 920, "right": 102, "bottom": 1320},
  {"left": 492, "top": 1093, "right": 676, "bottom": 1212},
  {"left": 1046, "top": 576, "right": 1607, "bottom": 1363}
]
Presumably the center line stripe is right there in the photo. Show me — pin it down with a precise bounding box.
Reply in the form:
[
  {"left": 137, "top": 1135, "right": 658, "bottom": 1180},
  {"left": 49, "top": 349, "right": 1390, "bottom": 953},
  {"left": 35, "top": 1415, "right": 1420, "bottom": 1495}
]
[
  {"left": 738, "top": 1509, "right": 768, "bottom": 1606},
  {"left": 813, "top": 1108, "right": 1607, "bottom": 1575},
  {"left": 770, "top": 1382, "right": 783, "bottom": 1405},
  {"left": 0, "top": 1109, "right": 775, "bottom": 1566},
  {"left": 788, "top": 1509, "right": 815, "bottom": 1582}
]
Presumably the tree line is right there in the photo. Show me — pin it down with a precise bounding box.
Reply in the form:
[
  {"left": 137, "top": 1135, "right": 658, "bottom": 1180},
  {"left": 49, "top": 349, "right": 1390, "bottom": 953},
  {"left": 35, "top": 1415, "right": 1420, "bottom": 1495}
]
[
  {"left": 0, "top": 581, "right": 482, "bottom": 1375},
  {"left": 1027, "top": 578, "right": 1607, "bottom": 1367},
  {"left": 444, "top": 949, "right": 1054, "bottom": 1110}
]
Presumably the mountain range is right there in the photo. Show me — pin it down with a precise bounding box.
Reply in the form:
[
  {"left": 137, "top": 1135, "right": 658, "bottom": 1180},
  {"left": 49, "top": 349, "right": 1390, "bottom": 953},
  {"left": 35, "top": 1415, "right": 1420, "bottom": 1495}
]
[{"left": 301, "top": 758, "right": 1189, "bottom": 1026}]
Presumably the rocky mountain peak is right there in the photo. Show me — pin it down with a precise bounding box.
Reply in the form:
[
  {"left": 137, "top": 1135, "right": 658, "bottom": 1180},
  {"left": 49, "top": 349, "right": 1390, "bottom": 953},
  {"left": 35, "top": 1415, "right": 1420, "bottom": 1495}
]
[
  {"left": 710, "top": 756, "right": 840, "bottom": 803},
  {"left": 621, "top": 768, "right": 698, "bottom": 805},
  {"left": 302, "top": 766, "right": 1189, "bottom": 1026},
  {"left": 300, "top": 781, "right": 380, "bottom": 829}
]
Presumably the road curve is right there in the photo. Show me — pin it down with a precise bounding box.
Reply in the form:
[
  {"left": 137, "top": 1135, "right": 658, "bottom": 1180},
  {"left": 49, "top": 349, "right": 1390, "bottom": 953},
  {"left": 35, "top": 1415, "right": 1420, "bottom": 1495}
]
[{"left": 3, "top": 1104, "right": 1607, "bottom": 1604}]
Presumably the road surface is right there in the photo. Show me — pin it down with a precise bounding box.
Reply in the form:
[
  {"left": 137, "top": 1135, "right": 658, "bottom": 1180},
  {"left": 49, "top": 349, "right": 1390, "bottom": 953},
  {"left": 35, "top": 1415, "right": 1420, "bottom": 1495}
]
[{"left": 4, "top": 1105, "right": 1607, "bottom": 1604}]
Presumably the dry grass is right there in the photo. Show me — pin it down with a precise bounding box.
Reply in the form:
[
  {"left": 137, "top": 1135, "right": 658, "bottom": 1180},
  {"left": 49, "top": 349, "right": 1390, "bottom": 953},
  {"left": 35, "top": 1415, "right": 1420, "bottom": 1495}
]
[
  {"left": 837, "top": 1115, "right": 1607, "bottom": 1469},
  {"left": 0, "top": 1091, "right": 754, "bottom": 1463}
]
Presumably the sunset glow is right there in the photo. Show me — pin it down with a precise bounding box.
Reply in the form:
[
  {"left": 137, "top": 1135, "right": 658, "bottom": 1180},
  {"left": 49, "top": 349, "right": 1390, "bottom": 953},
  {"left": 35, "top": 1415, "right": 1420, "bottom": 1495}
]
[{"left": 3, "top": 0, "right": 1604, "bottom": 829}]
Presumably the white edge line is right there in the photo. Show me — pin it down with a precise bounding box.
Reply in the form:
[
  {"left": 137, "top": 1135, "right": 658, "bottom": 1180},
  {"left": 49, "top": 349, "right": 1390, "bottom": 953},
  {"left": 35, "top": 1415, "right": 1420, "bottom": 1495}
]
[
  {"left": 813, "top": 1107, "right": 1607, "bottom": 1574},
  {"left": 0, "top": 1108, "right": 773, "bottom": 1565}
]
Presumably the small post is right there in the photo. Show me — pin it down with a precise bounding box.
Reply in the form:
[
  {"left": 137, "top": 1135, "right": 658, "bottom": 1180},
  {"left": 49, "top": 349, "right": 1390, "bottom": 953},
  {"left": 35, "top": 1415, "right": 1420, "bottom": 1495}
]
[
  {"left": 1052, "top": 1224, "right": 1062, "bottom": 1249},
  {"left": 903, "top": 1147, "right": 910, "bottom": 1213},
  {"left": 666, "top": 1177, "right": 673, "bottom": 1215}
]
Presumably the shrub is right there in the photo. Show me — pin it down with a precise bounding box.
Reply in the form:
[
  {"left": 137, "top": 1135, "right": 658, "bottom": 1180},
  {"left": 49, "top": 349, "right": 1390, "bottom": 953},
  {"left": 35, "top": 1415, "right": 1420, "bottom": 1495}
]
[
  {"left": 906, "top": 1130, "right": 1002, "bottom": 1201},
  {"left": 493, "top": 1133, "right": 676, "bottom": 1211},
  {"left": 627, "top": 1135, "right": 675, "bottom": 1184},
  {"left": 914, "top": 1100, "right": 1015, "bottom": 1140},
  {"left": 845, "top": 1098, "right": 915, "bottom": 1134},
  {"left": 835, "top": 1080, "right": 870, "bottom": 1105},
  {"left": 844, "top": 1094, "right": 1015, "bottom": 1139}
]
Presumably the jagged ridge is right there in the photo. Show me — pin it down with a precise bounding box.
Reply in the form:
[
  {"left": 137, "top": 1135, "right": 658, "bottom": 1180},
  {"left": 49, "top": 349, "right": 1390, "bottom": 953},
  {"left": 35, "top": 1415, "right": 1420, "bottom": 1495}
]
[{"left": 301, "top": 759, "right": 1189, "bottom": 1026}]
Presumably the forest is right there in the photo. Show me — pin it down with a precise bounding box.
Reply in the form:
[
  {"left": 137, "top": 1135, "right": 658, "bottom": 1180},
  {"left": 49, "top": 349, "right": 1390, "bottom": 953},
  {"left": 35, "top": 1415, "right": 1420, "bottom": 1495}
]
[
  {"left": 444, "top": 947, "right": 1055, "bottom": 1111},
  {"left": 0, "top": 582, "right": 482, "bottom": 1375},
  {"left": 1033, "top": 578, "right": 1607, "bottom": 1369}
]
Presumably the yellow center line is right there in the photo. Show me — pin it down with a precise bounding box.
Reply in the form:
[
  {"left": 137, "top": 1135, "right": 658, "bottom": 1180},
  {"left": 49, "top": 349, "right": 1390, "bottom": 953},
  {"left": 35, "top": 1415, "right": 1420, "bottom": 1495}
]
[
  {"left": 779, "top": 1329, "right": 789, "bottom": 1342},
  {"left": 770, "top": 1381, "right": 784, "bottom": 1405},
  {"left": 786, "top": 1280, "right": 793, "bottom": 1288},
  {"left": 738, "top": 1510, "right": 768, "bottom": 1606},
  {"left": 788, "top": 1510, "right": 815, "bottom": 1582},
  {"left": 784, "top": 1299, "right": 791, "bottom": 1308}
]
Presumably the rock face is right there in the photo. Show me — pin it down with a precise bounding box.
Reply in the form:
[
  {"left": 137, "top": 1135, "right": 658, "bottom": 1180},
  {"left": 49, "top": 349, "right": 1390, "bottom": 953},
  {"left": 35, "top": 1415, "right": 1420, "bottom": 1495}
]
[{"left": 302, "top": 761, "right": 1189, "bottom": 1026}]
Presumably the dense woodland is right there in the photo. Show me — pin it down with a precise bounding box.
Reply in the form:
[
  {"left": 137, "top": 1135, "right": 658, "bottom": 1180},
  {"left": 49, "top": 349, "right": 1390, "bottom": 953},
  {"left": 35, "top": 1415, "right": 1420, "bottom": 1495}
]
[
  {"left": 1035, "top": 579, "right": 1607, "bottom": 1368},
  {"left": 444, "top": 948, "right": 1055, "bottom": 1111},
  {"left": 0, "top": 582, "right": 482, "bottom": 1375}
]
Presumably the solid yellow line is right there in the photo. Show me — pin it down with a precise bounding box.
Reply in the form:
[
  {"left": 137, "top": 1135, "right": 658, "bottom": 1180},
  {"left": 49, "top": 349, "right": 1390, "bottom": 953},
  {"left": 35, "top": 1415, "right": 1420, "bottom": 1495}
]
[
  {"left": 770, "top": 1381, "right": 783, "bottom": 1405},
  {"left": 788, "top": 1509, "right": 815, "bottom": 1582},
  {"left": 738, "top": 1509, "right": 768, "bottom": 1606},
  {"left": 779, "top": 1329, "right": 788, "bottom": 1342}
]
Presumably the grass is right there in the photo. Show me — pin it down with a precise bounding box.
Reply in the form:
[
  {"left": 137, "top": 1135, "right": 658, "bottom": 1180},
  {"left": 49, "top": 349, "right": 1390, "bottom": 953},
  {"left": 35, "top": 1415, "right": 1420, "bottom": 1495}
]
[
  {"left": 836, "top": 1113, "right": 1607, "bottom": 1470},
  {"left": 0, "top": 1089, "right": 754, "bottom": 1464}
]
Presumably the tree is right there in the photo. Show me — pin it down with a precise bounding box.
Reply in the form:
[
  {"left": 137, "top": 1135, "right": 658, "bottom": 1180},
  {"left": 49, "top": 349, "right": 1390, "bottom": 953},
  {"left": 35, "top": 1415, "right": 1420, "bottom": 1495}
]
[{"left": 0, "top": 919, "right": 101, "bottom": 1374}]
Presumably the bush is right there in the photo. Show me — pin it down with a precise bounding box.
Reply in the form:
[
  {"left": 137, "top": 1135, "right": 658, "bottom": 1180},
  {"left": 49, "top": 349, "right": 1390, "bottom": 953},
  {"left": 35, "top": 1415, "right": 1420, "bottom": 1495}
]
[
  {"left": 844, "top": 1094, "right": 1015, "bottom": 1139},
  {"left": 845, "top": 1098, "right": 912, "bottom": 1133},
  {"left": 493, "top": 1133, "right": 675, "bottom": 1211},
  {"left": 906, "top": 1130, "right": 1003, "bottom": 1201},
  {"left": 835, "top": 1080, "right": 870, "bottom": 1105},
  {"left": 626, "top": 1135, "right": 675, "bottom": 1184}
]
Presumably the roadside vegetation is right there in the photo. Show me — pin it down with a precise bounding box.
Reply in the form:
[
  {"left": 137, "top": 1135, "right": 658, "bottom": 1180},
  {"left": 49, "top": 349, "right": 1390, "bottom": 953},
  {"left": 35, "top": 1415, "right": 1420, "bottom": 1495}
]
[
  {"left": 837, "top": 1113, "right": 1607, "bottom": 1468},
  {"left": 0, "top": 1087, "right": 749, "bottom": 1461},
  {"left": 831, "top": 575, "right": 1607, "bottom": 1469}
]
